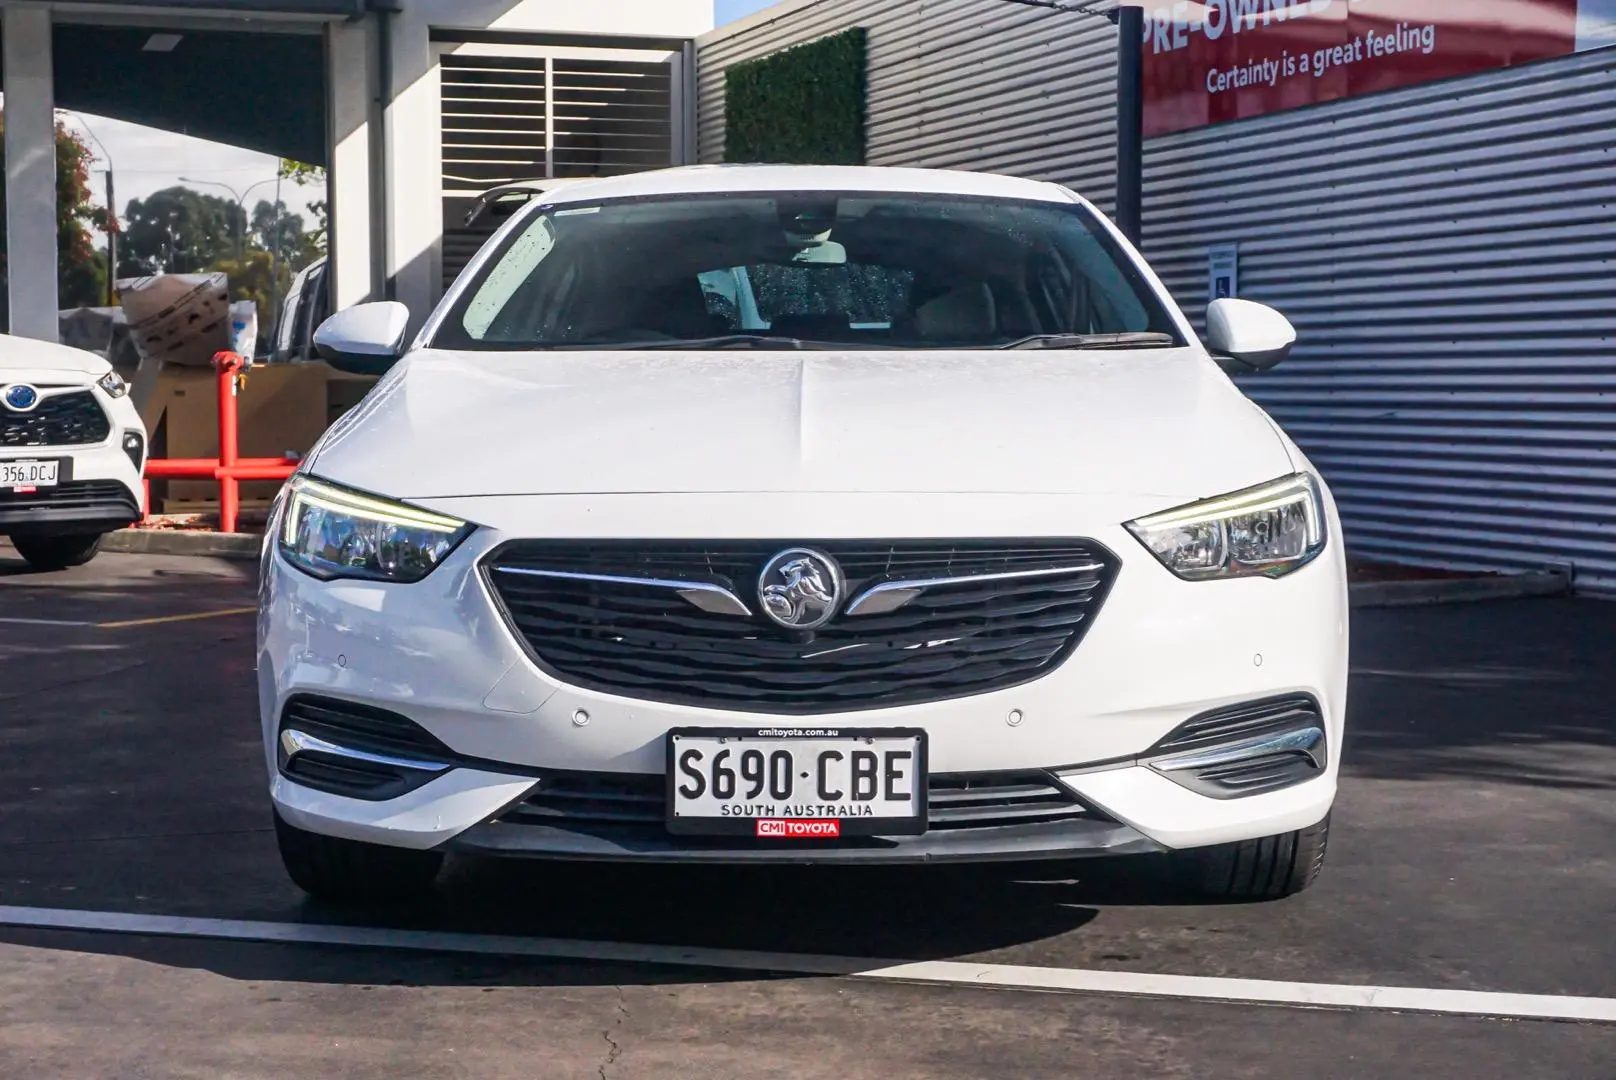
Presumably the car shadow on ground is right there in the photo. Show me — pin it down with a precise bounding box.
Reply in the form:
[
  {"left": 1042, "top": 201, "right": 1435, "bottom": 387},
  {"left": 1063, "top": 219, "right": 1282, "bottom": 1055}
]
[
  {"left": 0, "top": 854, "right": 1220, "bottom": 990},
  {"left": 0, "top": 552, "right": 45, "bottom": 577},
  {"left": 1344, "top": 599, "right": 1616, "bottom": 791}
]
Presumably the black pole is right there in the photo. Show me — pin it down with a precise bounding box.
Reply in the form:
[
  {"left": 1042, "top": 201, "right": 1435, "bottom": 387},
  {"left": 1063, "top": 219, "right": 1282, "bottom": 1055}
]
[
  {"left": 1114, "top": 4, "right": 1144, "bottom": 246},
  {"left": 104, "top": 169, "right": 118, "bottom": 306}
]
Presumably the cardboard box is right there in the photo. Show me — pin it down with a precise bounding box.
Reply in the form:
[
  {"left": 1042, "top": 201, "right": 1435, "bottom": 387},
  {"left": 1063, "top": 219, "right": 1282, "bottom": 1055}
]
[
  {"left": 143, "top": 363, "right": 331, "bottom": 507},
  {"left": 120, "top": 273, "right": 233, "bottom": 368}
]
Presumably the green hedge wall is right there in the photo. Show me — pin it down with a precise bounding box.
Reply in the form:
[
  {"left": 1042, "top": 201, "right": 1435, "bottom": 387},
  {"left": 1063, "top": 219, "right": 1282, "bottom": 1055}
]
[{"left": 724, "top": 28, "right": 868, "bottom": 166}]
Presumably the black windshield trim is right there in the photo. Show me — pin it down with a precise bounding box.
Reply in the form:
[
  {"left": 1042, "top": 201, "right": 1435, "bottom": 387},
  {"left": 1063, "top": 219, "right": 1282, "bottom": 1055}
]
[{"left": 428, "top": 189, "right": 1187, "bottom": 353}]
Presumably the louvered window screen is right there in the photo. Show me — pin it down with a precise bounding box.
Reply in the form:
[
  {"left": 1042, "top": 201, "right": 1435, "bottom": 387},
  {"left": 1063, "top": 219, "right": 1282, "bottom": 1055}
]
[
  {"left": 552, "top": 59, "right": 674, "bottom": 178},
  {"left": 442, "top": 54, "right": 550, "bottom": 194},
  {"left": 440, "top": 52, "right": 676, "bottom": 293}
]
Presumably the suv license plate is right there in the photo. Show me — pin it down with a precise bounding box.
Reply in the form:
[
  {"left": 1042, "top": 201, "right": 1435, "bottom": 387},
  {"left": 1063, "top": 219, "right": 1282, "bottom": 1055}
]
[
  {"left": 1, "top": 460, "right": 59, "bottom": 490},
  {"left": 666, "top": 728, "right": 928, "bottom": 837}
]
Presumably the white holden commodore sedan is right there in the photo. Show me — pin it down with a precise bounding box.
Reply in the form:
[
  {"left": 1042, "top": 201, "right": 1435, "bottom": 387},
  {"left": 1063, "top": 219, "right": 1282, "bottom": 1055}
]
[{"left": 261, "top": 165, "right": 1347, "bottom": 904}]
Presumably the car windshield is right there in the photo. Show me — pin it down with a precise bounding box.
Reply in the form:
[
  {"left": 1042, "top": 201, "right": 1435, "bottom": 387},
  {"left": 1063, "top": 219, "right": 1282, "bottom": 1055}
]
[{"left": 431, "top": 191, "right": 1184, "bottom": 351}]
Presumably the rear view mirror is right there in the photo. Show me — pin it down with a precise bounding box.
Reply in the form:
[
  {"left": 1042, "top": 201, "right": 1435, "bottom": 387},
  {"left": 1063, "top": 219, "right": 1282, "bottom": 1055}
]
[
  {"left": 313, "top": 302, "right": 412, "bottom": 376},
  {"left": 1206, "top": 298, "right": 1296, "bottom": 374}
]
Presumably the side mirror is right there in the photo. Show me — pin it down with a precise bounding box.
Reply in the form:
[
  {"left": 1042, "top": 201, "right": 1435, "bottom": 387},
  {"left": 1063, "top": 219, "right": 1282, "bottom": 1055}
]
[
  {"left": 1206, "top": 298, "right": 1295, "bottom": 374},
  {"left": 313, "top": 301, "right": 411, "bottom": 375}
]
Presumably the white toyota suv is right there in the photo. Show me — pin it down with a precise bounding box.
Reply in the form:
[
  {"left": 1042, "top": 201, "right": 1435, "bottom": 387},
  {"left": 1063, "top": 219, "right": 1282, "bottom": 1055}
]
[
  {"left": 261, "top": 165, "right": 1347, "bottom": 905},
  {"left": 1, "top": 335, "right": 146, "bottom": 569}
]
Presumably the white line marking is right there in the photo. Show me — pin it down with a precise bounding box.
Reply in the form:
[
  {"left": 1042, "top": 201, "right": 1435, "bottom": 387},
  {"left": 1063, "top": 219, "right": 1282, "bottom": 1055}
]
[
  {"left": 0, "top": 617, "right": 96, "bottom": 628},
  {"left": 0, "top": 905, "right": 1611, "bottom": 1023}
]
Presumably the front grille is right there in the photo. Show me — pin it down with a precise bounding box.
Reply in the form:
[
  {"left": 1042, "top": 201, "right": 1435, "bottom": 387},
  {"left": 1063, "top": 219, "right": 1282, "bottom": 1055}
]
[
  {"left": 485, "top": 540, "right": 1117, "bottom": 712},
  {"left": 497, "top": 770, "right": 1089, "bottom": 832},
  {"left": 1, "top": 391, "right": 110, "bottom": 447},
  {"left": 0, "top": 480, "right": 137, "bottom": 514}
]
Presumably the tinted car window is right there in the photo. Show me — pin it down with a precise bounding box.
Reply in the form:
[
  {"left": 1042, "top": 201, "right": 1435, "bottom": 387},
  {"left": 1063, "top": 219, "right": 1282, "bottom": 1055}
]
[{"left": 434, "top": 192, "right": 1180, "bottom": 350}]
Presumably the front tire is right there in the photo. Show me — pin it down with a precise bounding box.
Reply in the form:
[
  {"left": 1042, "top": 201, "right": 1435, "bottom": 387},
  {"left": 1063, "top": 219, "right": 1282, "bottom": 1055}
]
[
  {"left": 274, "top": 812, "right": 444, "bottom": 905},
  {"left": 12, "top": 533, "right": 104, "bottom": 570},
  {"left": 1172, "top": 814, "right": 1331, "bottom": 902}
]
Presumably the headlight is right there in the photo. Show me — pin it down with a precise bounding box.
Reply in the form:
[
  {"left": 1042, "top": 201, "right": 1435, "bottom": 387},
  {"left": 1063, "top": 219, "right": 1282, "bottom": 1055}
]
[
  {"left": 97, "top": 371, "right": 129, "bottom": 399},
  {"left": 1125, "top": 473, "right": 1326, "bottom": 581},
  {"left": 279, "top": 475, "right": 473, "bottom": 583}
]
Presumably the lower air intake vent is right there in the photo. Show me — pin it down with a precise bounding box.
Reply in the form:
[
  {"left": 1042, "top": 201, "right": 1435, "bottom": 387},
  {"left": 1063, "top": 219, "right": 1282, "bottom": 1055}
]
[
  {"left": 0, "top": 480, "right": 138, "bottom": 529},
  {"left": 926, "top": 772, "right": 1089, "bottom": 830},
  {"left": 496, "top": 770, "right": 1090, "bottom": 832}
]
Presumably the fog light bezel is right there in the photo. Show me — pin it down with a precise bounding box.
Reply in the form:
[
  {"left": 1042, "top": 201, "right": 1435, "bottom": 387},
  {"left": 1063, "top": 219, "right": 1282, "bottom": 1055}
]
[
  {"left": 1143, "top": 694, "right": 1328, "bottom": 800},
  {"left": 122, "top": 431, "right": 146, "bottom": 472}
]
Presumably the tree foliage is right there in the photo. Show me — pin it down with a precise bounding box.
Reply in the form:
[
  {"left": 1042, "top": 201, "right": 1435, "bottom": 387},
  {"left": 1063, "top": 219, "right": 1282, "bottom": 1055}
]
[
  {"left": 724, "top": 29, "right": 868, "bottom": 166},
  {"left": 210, "top": 248, "right": 292, "bottom": 340},
  {"left": 278, "top": 159, "right": 328, "bottom": 256},
  {"left": 120, "top": 184, "right": 318, "bottom": 352},
  {"left": 0, "top": 116, "right": 111, "bottom": 313},
  {"left": 251, "top": 198, "right": 322, "bottom": 269},
  {"left": 118, "top": 185, "right": 245, "bottom": 277}
]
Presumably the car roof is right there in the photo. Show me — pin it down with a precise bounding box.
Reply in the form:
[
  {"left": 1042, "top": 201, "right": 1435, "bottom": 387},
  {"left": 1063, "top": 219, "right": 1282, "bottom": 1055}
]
[{"left": 530, "top": 165, "right": 1080, "bottom": 207}]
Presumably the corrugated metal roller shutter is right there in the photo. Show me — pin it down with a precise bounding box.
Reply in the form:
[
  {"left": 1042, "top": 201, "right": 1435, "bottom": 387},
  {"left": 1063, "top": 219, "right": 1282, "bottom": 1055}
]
[
  {"left": 696, "top": 0, "right": 1119, "bottom": 210},
  {"left": 1143, "top": 49, "right": 1616, "bottom": 592}
]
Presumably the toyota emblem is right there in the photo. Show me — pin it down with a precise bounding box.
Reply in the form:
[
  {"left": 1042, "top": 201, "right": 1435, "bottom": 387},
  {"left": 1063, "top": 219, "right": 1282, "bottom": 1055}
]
[{"left": 2, "top": 384, "right": 40, "bottom": 413}]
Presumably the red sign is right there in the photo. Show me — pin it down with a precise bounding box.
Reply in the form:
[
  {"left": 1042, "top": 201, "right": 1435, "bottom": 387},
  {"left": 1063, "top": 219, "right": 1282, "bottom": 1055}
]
[
  {"left": 1142, "top": 0, "right": 1586, "bottom": 136},
  {"left": 755, "top": 819, "right": 842, "bottom": 838}
]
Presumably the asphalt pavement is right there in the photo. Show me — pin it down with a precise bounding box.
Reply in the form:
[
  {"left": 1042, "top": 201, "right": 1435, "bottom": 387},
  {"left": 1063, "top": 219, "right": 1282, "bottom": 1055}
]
[{"left": 1, "top": 545, "right": 1612, "bottom": 1078}]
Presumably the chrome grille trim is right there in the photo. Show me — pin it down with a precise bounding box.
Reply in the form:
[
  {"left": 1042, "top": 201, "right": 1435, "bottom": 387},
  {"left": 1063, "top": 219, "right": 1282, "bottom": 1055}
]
[
  {"left": 493, "top": 565, "right": 753, "bottom": 616},
  {"left": 845, "top": 561, "right": 1108, "bottom": 616}
]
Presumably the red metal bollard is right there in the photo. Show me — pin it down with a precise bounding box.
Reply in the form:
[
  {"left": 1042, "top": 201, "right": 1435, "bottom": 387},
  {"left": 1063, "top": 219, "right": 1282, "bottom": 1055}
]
[
  {"left": 137, "top": 352, "right": 303, "bottom": 534},
  {"left": 215, "top": 350, "right": 247, "bottom": 535}
]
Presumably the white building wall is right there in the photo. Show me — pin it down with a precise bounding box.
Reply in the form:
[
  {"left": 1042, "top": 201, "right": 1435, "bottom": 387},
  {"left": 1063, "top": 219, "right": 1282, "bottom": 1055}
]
[
  {"left": 2, "top": 6, "right": 60, "bottom": 340},
  {"left": 380, "top": 0, "right": 712, "bottom": 328}
]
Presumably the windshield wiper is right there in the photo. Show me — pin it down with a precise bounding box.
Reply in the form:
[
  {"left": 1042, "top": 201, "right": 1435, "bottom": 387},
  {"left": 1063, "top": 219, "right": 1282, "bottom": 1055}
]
[
  {"left": 997, "top": 332, "right": 1180, "bottom": 351},
  {"left": 550, "top": 334, "right": 815, "bottom": 351}
]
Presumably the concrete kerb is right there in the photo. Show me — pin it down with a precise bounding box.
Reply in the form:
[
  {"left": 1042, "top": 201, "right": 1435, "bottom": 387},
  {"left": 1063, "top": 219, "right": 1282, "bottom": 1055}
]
[
  {"left": 97, "top": 530, "right": 1578, "bottom": 608},
  {"left": 102, "top": 529, "right": 262, "bottom": 561}
]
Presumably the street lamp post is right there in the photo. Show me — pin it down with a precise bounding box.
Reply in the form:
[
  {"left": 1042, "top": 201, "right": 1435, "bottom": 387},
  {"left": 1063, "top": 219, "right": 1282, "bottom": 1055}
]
[
  {"left": 179, "top": 173, "right": 285, "bottom": 352},
  {"left": 179, "top": 175, "right": 280, "bottom": 260}
]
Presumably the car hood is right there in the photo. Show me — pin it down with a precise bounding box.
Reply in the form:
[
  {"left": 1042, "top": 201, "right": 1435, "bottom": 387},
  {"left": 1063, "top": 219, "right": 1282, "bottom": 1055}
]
[
  {"left": 310, "top": 349, "right": 1293, "bottom": 501},
  {"left": 0, "top": 334, "right": 110, "bottom": 377}
]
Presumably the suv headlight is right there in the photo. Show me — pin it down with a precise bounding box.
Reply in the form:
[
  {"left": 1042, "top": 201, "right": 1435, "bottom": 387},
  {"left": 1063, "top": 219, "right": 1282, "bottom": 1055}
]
[
  {"left": 97, "top": 371, "right": 129, "bottom": 399},
  {"left": 279, "top": 475, "right": 473, "bottom": 583},
  {"left": 1125, "top": 473, "right": 1326, "bottom": 580}
]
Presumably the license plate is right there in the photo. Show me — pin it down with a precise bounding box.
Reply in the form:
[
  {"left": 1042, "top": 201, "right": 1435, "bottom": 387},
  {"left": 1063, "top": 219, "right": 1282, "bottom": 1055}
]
[
  {"left": 667, "top": 728, "right": 928, "bottom": 837},
  {"left": 0, "top": 460, "right": 58, "bottom": 491}
]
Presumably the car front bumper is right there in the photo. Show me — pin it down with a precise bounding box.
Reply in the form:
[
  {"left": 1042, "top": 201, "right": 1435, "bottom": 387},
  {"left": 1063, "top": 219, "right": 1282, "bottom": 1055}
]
[
  {"left": 260, "top": 491, "right": 1348, "bottom": 862},
  {"left": 0, "top": 388, "right": 145, "bottom": 535}
]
